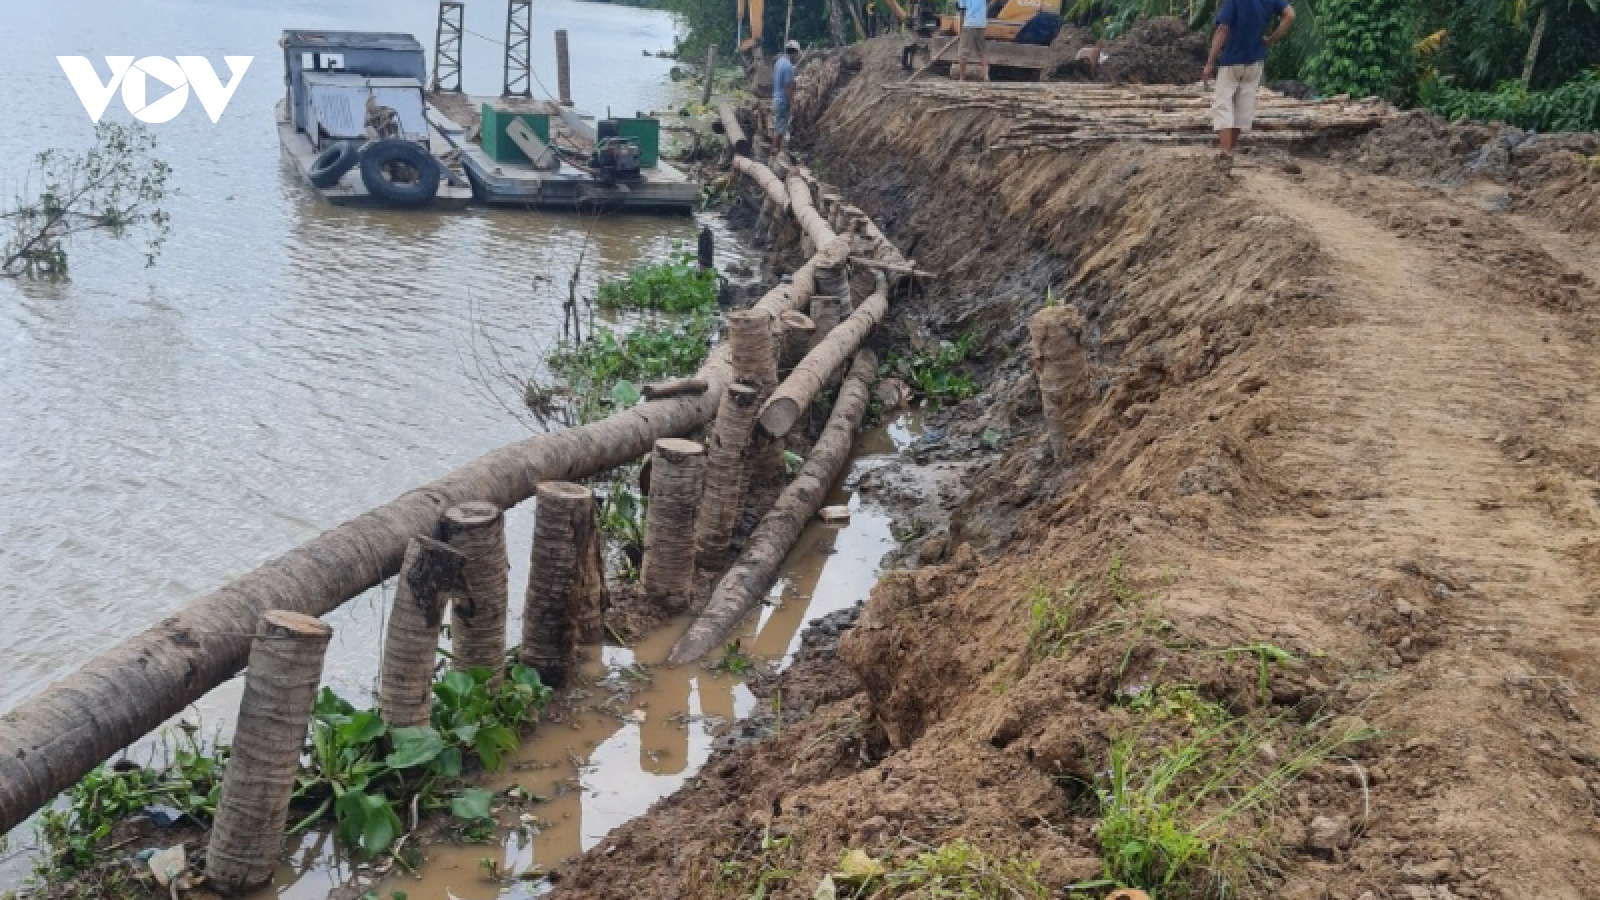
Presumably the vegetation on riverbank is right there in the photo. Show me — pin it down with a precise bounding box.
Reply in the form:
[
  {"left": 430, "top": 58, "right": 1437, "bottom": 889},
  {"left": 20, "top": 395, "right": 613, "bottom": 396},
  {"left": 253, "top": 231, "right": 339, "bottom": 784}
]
[{"left": 20, "top": 660, "right": 555, "bottom": 897}]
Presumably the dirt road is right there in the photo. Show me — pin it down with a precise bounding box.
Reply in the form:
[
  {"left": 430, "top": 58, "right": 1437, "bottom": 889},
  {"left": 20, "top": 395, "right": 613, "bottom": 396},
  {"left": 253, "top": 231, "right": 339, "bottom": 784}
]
[{"left": 546, "top": 41, "right": 1600, "bottom": 900}]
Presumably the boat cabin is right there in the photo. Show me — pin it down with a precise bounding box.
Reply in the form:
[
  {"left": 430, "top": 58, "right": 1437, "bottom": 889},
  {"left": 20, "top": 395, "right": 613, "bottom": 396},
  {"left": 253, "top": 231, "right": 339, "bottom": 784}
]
[{"left": 280, "top": 31, "right": 430, "bottom": 150}]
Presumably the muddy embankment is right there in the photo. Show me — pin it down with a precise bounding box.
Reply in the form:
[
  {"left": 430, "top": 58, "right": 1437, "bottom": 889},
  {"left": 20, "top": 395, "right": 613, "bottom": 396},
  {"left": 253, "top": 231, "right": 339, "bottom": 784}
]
[{"left": 550, "top": 36, "right": 1600, "bottom": 900}]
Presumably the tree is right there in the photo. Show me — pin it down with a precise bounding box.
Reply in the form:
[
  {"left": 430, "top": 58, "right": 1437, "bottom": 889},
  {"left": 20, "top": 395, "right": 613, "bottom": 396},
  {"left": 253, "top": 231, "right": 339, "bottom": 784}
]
[
  {"left": 1, "top": 122, "right": 170, "bottom": 279},
  {"left": 1305, "top": 0, "right": 1415, "bottom": 100}
]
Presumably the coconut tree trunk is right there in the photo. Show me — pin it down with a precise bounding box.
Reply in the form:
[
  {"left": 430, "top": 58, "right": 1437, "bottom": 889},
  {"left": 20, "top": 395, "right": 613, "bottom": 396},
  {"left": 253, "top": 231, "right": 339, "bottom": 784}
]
[
  {"left": 205, "top": 611, "right": 332, "bottom": 893},
  {"left": 443, "top": 502, "right": 511, "bottom": 680},
  {"left": 640, "top": 438, "right": 709, "bottom": 614},
  {"left": 695, "top": 382, "right": 761, "bottom": 568},
  {"left": 1522, "top": 5, "right": 1550, "bottom": 88},
  {"left": 521, "top": 482, "right": 604, "bottom": 687},
  {"left": 669, "top": 349, "right": 877, "bottom": 664},
  {"left": 380, "top": 537, "right": 466, "bottom": 727},
  {"left": 1029, "top": 305, "right": 1092, "bottom": 459},
  {"left": 761, "top": 273, "right": 888, "bottom": 438}
]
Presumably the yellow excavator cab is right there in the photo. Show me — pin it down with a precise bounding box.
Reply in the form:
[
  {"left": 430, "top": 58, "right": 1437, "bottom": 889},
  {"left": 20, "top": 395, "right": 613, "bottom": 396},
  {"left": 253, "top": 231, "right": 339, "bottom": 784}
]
[{"left": 938, "top": 0, "right": 1060, "bottom": 41}]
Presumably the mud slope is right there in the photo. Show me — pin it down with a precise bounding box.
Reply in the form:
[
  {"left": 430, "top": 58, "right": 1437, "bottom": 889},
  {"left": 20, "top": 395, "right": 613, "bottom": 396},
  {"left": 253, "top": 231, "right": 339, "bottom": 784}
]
[{"left": 548, "top": 41, "right": 1600, "bottom": 900}]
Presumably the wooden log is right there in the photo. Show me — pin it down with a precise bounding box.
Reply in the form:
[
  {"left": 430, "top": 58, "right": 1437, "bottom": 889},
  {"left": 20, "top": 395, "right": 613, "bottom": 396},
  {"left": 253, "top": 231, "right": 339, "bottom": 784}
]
[
  {"left": 850, "top": 256, "right": 936, "bottom": 279},
  {"left": 641, "top": 438, "right": 708, "bottom": 614},
  {"left": 443, "top": 503, "right": 510, "bottom": 680},
  {"left": 520, "top": 482, "right": 603, "bottom": 688},
  {"left": 642, "top": 377, "right": 709, "bottom": 400},
  {"left": 785, "top": 173, "right": 838, "bottom": 250},
  {"left": 0, "top": 219, "right": 834, "bottom": 837},
  {"left": 701, "top": 45, "right": 717, "bottom": 107},
  {"left": 813, "top": 262, "right": 852, "bottom": 306},
  {"left": 1029, "top": 305, "right": 1091, "bottom": 459},
  {"left": 715, "top": 102, "right": 751, "bottom": 156},
  {"left": 380, "top": 536, "right": 467, "bottom": 727},
  {"left": 205, "top": 612, "right": 332, "bottom": 893},
  {"left": 761, "top": 275, "right": 888, "bottom": 438},
  {"left": 732, "top": 155, "right": 789, "bottom": 210},
  {"left": 779, "top": 310, "right": 817, "bottom": 371},
  {"left": 668, "top": 349, "right": 878, "bottom": 664},
  {"left": 729, "top": 309, "right": 785, "bottom": 523},
  {"left": 694, "top": 382, "right": 761, "bottom": 567},
  {"left": 809, "top": 294, "right": 848, "bottom": 349}
]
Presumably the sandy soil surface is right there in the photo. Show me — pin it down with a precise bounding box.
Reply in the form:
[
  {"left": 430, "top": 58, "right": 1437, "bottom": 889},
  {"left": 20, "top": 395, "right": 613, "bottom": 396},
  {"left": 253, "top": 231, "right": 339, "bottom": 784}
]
[{"left": 534, "top": 37, "right": 1600, "bottom": 900}]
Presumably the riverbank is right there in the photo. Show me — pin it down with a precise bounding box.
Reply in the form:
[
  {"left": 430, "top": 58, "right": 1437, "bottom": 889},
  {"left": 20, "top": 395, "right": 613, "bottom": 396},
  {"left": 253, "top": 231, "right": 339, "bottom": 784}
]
[{"left": 539, "top": 35, "right": 1600, "bottom": 900}]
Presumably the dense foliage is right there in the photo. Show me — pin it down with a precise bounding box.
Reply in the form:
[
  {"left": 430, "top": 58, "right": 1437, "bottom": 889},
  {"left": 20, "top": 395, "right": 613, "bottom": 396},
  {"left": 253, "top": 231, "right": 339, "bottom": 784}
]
[
  {"left": 1422, "top": 68, "right": 1600, "bottom": 131},
  {"left": 1305, "top": 0, "right": 1415, "bottom": 100},
  {"left": 596, "top": 249, "right": 719, "bottom": 313}
]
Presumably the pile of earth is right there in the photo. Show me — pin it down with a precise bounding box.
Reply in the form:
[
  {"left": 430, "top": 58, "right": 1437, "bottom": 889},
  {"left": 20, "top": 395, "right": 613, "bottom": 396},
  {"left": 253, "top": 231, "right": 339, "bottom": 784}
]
[{"left": 1098, "top": 15, "right": 1209, "bottom": 84}]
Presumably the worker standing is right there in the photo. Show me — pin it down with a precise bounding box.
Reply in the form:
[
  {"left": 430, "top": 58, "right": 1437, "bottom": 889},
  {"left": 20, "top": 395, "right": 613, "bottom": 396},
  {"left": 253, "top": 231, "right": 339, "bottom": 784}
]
[
  {"left": 957, "top": 0, "right": 988, "bottom": 83},
  {"left": 773, "top": 40, "right": 800, "bottom": 155},
  {"left": 1203, "top": 0, "right": 1295, "bottom": 161}
]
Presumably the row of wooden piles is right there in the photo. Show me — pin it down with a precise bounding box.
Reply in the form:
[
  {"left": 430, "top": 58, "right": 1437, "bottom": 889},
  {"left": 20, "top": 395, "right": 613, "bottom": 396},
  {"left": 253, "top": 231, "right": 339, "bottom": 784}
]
[
  {"left": 877, "top": 81, "right": 1396, "bottom": 149},
  {"left": 199, "top": 135, "right": 911, "bottom": 893}
]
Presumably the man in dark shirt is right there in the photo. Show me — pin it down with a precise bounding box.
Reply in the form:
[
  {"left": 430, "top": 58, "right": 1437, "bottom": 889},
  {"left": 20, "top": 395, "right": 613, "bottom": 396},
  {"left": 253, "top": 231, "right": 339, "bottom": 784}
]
[{"left": 1203, "top": 0, "right": 1296, "bottom": 159}]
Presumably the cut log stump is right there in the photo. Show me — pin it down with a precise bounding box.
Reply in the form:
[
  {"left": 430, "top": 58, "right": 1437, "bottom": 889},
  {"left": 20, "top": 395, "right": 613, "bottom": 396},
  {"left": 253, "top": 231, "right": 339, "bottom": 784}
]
[{"left": 641, "top": 438, "right": 708, "bottom": 614}]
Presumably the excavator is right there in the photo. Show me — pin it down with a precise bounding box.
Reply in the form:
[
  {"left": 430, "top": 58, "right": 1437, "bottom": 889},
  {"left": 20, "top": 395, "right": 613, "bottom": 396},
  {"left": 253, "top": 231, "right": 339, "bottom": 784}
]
[{"left": 894, "top": 0, "right": 1065, "bottom": 77}]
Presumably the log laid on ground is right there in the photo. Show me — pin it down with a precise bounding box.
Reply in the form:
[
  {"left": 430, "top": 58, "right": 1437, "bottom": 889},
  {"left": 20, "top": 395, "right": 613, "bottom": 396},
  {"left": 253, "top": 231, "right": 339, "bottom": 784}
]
[
  {"left": 668, "top": 349, "right": 879, "bottom": 664},
  {"left": 850, "top": 256, "right": 935, "bottom": 279},
  {"left": 786, "top": 172, "right": 838, "bottom": 250},
  {"left": 642, "top": 377, "right": 709, "bottom": 400},
  {"left": 442, "top": 502, "right": 510, "bottom": 680},
  {"left": 0, "top": 236, "right": 832, "bottom": 834},
  {"left": 694, "top": 382, "right": 761, "bottom": 567},
  {"left": 761, "top": 274, "right": 888, "bottom": 438},
  {"left": 380, "top": 537, "right": 467, "bottom": 727},
  {"left": 640, "top": 438, "right": 709, "bottom": 614},
  {"left": 521, "top": 482, "right": 604, "bottom": 688},
  {"left": 809, "top": 294, "right": 849, "bottom": 349},
  {"left": 715, "top": 102, "right": 751, "bottom": 156},
  {"left": 205, "top": 611, "right": 332, "bottom": 893},
  {"left": 732, "top": 155, "right": 789, "bottom": 211}
]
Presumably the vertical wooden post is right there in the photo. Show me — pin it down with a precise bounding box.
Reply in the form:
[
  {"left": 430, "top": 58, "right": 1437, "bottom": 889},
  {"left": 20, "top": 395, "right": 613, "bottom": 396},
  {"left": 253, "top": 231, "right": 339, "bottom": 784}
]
[
  {"left": 380, "top": 537, "right": 466, "bottom": 727},
  {"left": 779, "top": 310, "right": 817, "bottom": 371},
  {"left": 701, "top": 45, "right": 717, "bottom": 106},
  {"left": 641, "top": 439, "right": 708, "bottom": 613},
  {"left": 1029, "top": 305, "right": 1091, "bottom": 459},
  {"left": 521, "top": 482, "right": 603, "bottom": 687},
  {"left": 206, "top": 611, "right": 332, "bottom": 893},
  {"left": 443, "top": 502, "right": 510, "bottom": 681},
  {"left": 755, "top": 196, "right": 775, "bottom": 247},
  {"left": 813, "top": 263, "right": 852, "bottom": 307},
  {"left": 695, "top": 382, "right": 760, "bottom": 567},
  {"left": 555, "top": 30, "right": 574, "bottom": 106},
  {"left": 808, "top": 294, "right": 849, "bottom": 349},
  {"left": 729, "top": 309, "right": 786, "bottom": 521}
]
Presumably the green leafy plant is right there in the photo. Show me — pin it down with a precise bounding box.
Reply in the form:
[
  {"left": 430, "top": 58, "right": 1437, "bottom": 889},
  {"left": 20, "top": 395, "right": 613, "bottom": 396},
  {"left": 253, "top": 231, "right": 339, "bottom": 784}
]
[
  {"left": 1421, "top": 67, "right": 1600, "bottom": 130},
  {"left": 2, "top": 121, "right": 171, "bottom": 278},
  {"left": 716, "top": 639, "right": 754, "bottom": 676},
  {"left": 598, "top": 478, "right": 647, "bottom": 581},
  {"left": 1305, "top": 0, "right": 1416, "bottom": 100},
  {"left": 884, "top": 333, "right": 979, "bottom": 408},
  {"left": 547, "top": 310, "right": 718, "bottom": 422},
  {"left": 1210, "top": 642, "right": 1296, "bottom": 702},
  {"left": 596, "top": 247, "right": 719, "bottom": 313},
  {"left": 432, "top": 665, "right": 554, "bottom": 772},
  {"left": 1117, "top": 683, "right": 1230, "bottom": 726}
]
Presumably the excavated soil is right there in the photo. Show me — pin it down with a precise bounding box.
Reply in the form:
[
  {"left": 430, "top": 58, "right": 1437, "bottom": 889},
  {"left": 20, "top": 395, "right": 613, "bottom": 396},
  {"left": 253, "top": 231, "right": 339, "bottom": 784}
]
[{"left": 543, "top": 37, "right": 1600, "bottom": 900}]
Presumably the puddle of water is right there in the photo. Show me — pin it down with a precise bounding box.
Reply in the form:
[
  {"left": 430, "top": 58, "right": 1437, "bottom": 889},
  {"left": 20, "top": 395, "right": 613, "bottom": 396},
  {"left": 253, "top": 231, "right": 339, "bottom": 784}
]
[{"left": 263, "top": 418, "right": 913, "bottom": 899}]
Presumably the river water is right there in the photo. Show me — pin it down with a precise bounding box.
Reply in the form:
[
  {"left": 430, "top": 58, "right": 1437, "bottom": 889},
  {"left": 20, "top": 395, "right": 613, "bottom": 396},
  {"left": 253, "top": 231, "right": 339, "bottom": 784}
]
[{"left": 0, "top": 0, "right": 903, "bottom": 890}]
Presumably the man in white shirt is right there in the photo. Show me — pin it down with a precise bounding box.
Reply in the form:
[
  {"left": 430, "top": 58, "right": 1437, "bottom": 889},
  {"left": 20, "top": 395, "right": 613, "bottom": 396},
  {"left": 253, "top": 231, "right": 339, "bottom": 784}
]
[{"left": 957, "top": 0, "right": 988, "bottom": 82}]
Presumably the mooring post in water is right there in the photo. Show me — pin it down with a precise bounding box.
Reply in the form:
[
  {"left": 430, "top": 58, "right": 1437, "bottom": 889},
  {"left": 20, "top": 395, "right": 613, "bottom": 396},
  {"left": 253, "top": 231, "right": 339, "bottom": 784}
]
[
  {"left": 641, "top": 438, "right": 708, "bottom": 613},
  {"left": 206, "top": 611, "right": 332, "bottom": 893},
  {"left": 1029, "top": 305, "right": 1091, "bottom": 459},
  {"left": 521, "top": 481, "right": 602, "bottom": 687},
  {"left": 443, "top": 502, "right": 510, "bottom": 680},
  {"left": 380, "top": 537, "right": 467, "bottom": 727},
  {"left": 701, "top": 45, "right": 717, "bottom": 107},
  {"left": 779, "top": 310, "right": 817, "bottom": 371},
  {"left": 695, "top": 382, "right": 760, "bottom": 567},
  {"left": 554, "top": 29, "right": 574, "bottom": 106}
]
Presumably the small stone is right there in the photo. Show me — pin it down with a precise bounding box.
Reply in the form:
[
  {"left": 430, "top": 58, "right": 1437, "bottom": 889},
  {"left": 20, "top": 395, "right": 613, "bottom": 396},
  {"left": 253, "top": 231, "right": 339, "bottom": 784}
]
[
  {"left": 1564, "top": 775, "right": 1588, "bottom": 794},
  {"left": 1403, "top": 858, "right": 1458, "bottom": 882},
  {"left": 1306, "top": 814, "right": 1352, "bottom": 851},
  {"left": 1396, "top": 598, "right": 1416, "bottom": 618}
]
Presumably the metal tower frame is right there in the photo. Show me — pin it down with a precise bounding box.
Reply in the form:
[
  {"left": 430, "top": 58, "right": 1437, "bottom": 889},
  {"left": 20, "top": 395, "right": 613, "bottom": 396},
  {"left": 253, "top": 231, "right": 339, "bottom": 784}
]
[
  {"left": 431, "top": 1, "right": 465, "bottom": 93},
  {"left": 502, "top": 0, "right": 533, "bottom": 98}
]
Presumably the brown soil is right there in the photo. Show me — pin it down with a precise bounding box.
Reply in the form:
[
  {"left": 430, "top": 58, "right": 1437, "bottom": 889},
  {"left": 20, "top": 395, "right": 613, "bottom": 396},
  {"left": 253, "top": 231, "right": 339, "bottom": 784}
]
[
  {"left": 1098, "top": 16, "right": 1210, "bottom": 85},
  {"left": 546, "top": 37, "right": 1600, "bottom": 900}
]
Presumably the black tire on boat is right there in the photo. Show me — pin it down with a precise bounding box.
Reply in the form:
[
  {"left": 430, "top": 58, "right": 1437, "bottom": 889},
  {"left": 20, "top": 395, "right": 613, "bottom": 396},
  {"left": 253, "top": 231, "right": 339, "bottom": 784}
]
[
  {"left": 359, "top": 139, "right": 441, "bottom": 208},
  {"left": 308, "top": 141, "right": 361, "bottom": 188}
]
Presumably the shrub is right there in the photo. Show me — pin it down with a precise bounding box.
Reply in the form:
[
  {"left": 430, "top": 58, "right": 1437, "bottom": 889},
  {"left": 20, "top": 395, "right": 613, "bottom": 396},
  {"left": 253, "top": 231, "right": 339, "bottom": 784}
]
[
  {"left": 1421, "top": 68, "right": 1600, "bottom": 131},
  {"left": 1305, "top": 0, "right": 1416, "bottom": 100},
  {"left": 596, "top": 249, "right": 719, "bottom": 314}
]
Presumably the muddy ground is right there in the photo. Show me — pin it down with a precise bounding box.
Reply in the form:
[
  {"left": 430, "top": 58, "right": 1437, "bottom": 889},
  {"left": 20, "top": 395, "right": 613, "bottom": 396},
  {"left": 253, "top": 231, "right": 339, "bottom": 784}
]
[{"left": 543, "top": 36, "right": 1600, "bottom": 900}]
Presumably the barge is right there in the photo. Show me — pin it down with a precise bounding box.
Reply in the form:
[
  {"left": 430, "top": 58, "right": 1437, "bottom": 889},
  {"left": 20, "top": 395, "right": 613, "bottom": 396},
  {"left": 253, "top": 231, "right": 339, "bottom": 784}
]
[{"left": 276, "top": 31, "right": 472, "bottom": 209}]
